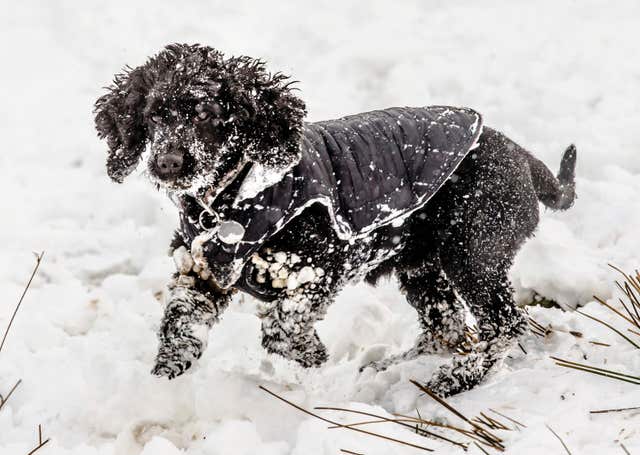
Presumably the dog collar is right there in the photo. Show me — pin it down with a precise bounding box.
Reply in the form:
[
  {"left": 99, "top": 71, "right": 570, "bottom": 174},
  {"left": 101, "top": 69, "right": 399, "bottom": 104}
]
[
  {"left": 183, "top": 160, "right": 253, "bottom": 246},
  {"left": 195, "top": 197, "right": 246, "bottom": 245}
]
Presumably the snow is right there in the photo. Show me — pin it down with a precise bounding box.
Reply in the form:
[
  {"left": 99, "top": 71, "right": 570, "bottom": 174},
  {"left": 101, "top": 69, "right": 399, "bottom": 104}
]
[
  {"left": 2, "top": 1, "right": 640, "bottom": 453},
  {"left": 235, "top": 162, "right": 293, "bottom": 203}
]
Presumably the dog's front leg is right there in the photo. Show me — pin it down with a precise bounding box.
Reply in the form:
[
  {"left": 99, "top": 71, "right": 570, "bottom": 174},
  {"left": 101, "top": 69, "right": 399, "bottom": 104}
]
[
  {"left": 152, "top": 246, "right": 232, "bottom": 379},
  {"left": 259, "top": 281, "right": 332, "bottom": 368}
]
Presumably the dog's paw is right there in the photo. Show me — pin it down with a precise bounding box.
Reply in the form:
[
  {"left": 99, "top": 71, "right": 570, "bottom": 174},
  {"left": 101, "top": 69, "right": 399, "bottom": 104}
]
[
  {"left": 151, "top": 362, "right": 180, "bottom": 380},
  {"left": 359, "top": 352, "right": 413, "bottom": 373},
  {"left": 264, "top": 330, "right": 329, "bottom": 368},
  {"left": 152, "top": 337, "right": 202, "bottom": 380},
  {"left": 359, "top": 344, "right": 426, "bottom": 373},
  {"left": 359, "top": 357, "right": 392, "bottom": 373},
  {"left": 423, "top": 365, "right": 460, "bottom": 398},
  {"left": 292, "top": 343, "right": 328, "bottom": 368},
  {"left": 151, "top": 356, "right": 194, "bottom": 380},
  {"left": 424, "top": 351, "right": 489, "bottom": 397}
]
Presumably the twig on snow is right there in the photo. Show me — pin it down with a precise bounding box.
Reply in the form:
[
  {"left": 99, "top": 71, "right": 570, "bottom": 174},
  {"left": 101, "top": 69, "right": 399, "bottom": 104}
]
[
  {"left": 551, "top": 356, "right": 640, "bottom": 386},
  {"left": 0, "top": 251, "right": 45, "bottom": 355},
  {"left": 259, "top": 385, "right": 434, "bottom": 452},
  {"left": 318, "top": 406, "right": 467, "bottom": 449},
  {"left": 576, "top": 310, "right": 640, "bottom": 350},
  {"left": 0, "top": 254, "right": 49, "bottom": 454},
  {"left": 410, "top": 380, "right": 506, "bottom": 451},
  {"left": 545, "top": 425, "right": 572, "bottom": 455},
  {"left": 487, "top": 409, "right": 526, "bottom": 430},
  {"left": 0, "top": 379, "right": 22, "bottom": 412},
  {"left": 26, "top": 424, "right": 50, "bottom": 455},
  {"left": 590, "top": 406, "right": 640, "bottom": 414}
]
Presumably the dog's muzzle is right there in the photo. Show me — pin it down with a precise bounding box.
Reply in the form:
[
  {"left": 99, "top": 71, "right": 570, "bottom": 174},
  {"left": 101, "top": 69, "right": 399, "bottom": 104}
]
[{"left": 155, "top": 149, "right": 185, "bottom": 180}]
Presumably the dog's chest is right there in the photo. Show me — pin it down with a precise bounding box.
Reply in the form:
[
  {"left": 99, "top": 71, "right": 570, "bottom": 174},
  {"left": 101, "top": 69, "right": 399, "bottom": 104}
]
[{"left": 240, "top": 220, "right": 410, "bottom": 299}]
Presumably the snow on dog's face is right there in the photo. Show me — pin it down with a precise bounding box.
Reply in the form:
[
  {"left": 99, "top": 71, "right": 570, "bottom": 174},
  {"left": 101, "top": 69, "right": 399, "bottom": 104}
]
[{"left": 94, "top": 43, "right": 306, "bottom": 199}]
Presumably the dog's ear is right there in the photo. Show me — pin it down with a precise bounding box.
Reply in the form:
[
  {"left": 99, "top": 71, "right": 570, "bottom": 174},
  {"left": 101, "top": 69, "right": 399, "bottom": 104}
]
[
  {"left": 229, "top": 59, "right": 306, "bottom": 172},
  {"left": 94, "top": 66, "right": 151, "bottom": 183}
]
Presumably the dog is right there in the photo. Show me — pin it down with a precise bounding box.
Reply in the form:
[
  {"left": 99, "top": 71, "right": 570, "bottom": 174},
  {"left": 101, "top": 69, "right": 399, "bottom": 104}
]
[{"left": 94, "top": 43, "right": 576, "bottom": 397}]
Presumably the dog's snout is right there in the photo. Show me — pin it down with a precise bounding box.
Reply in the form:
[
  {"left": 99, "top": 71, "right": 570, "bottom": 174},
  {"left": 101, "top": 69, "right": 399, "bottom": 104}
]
[{"left": 155, "top": 150, "right": 184, "bottom": 179}]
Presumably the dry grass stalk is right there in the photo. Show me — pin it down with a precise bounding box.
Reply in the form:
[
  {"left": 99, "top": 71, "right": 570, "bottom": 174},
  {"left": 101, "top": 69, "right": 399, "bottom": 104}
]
[
  {"left": 319, "top": 406, "right": 467, "bottom": 449},
  {"left": 0, "top": 253, "right": 49, "bottom": 454},
  {"left": 393, "top": 411, "right": 498, "bottom": 447},
  {"left": 545, "top": 425, "right": 572, "bottom": 455},
  {"left": 583, "top": 264, "right": 640, "bottom": 349},
  {"left": 590, "top": 406, "right": 640, "bottom": 414},
  {"left": 552, "top": 265, "right": 640, "bottom": 392},
  {"left": 517, "top": 342, "right": 528, "bottom": 355},
  {"left": 551, "top": 356, "right": 640, "bottom": 386},
  {"left": 526, "top": 309, "right": 591, "bottom": 342},
  {"left": 0, "top": 252, "right": 44, "bottom": 354},
  {"left": 527, "top": 315, "right": 552, "bottom": 338},
  {"left": 527, "top": 315, "right": 583, "bottom": 340},
  {"left": 317, "top": 401, "right": 514, "bottom": 451},
  {"left": 259, "top": 385, "right": 434, "bottom": 452},
  {"left": 576, "top": 310, "right": 640, "bottom": 350},
  {"left": 0, "top": 379, "right": 22, "bottom": 412},
  {"left": 339, "top": 449, "right": 364, "bottom": 455},
  {"left": 589, "top": 341, "right": 611, "bottom": 347},
  {"left": 26, "top": 424, "right": 50, "bottom": 455},
  {"left": 471, "top": 412, "right": 510, "bottom": 431},
  {"left": 261, "top": 379, "right": 521, "bottom": 452},
  {"left": 410, "top": 380, "right": 510, "bottom": 452},
  {"left": 487, "top": 409, "right": 526, "bottom": 430},
  {"left": 611, "top": 265, "right": 640, "bottom": 319}
]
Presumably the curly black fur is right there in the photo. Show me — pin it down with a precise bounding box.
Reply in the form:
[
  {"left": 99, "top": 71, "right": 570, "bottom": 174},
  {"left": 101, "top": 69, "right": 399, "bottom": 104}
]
[
  {"left": 95, "top": 44, "right": 306, "bottom": 189},
  {"left": 95, "top": 44, "right": 577, "bottom": 397}
]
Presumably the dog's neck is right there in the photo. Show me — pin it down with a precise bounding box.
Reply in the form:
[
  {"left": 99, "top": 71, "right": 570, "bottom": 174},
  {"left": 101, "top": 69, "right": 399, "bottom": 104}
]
[
  {"left": 232, "top": 159, "right": 298, "bottom": 206},
  {"left": 171, "top": 153, "right": 300, "bottom": 249},
  {"left": 171, "top": 161, "right": 253, "bottom": 224}
]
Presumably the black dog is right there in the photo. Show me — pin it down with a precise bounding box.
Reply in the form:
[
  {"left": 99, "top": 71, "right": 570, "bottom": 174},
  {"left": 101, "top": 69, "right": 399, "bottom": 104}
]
[{"left": 94, "top": 44, "right": 576, "bottom": 397}]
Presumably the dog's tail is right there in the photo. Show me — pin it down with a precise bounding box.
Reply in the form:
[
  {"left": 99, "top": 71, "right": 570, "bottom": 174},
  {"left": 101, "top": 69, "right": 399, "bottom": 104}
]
[{"left": 527, "top": 144, "right": 577, "bottom": 210}]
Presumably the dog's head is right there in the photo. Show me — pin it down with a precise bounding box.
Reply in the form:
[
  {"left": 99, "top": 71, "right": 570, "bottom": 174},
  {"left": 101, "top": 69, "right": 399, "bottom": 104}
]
[{"left": 94, "top": 43, "right": 306, "bottom": 197}]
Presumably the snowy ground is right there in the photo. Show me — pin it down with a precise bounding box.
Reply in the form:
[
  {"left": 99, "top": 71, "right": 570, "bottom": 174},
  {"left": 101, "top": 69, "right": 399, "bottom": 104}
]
[{"left": 2, "top": 1, "right": 640, "bottom": 453}]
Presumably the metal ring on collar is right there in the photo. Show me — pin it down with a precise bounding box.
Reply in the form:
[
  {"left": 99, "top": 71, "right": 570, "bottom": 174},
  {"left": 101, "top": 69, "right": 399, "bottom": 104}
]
[{"left": 198, "top": 204, "right": 220, "bottom": 232}]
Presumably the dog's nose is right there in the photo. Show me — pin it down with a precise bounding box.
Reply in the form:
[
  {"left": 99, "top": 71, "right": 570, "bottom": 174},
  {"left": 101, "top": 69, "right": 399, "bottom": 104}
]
[{"left": 155, "top": 150, "right": 184, "bottom": 179}]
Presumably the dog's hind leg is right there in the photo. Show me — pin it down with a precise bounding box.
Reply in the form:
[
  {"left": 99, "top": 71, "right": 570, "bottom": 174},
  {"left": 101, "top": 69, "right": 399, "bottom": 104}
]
[
  {"left": 426, "top": 258, "right": 527, "bottom": 397},
  {"left": 423, "top": 150, "right": 534, "bottom": 396},
  {"left": 362, "top": 256, "right": 467, "bottom": 372}
]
